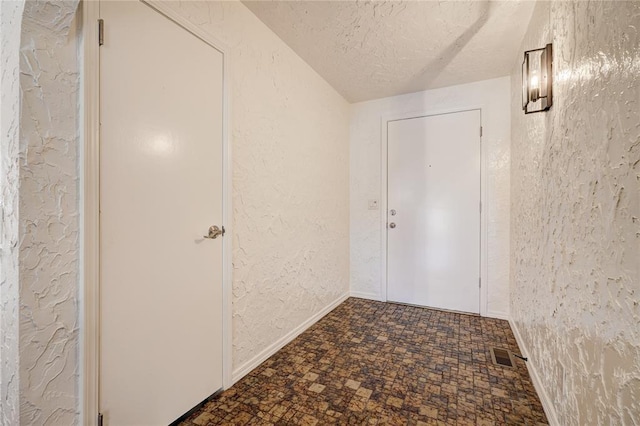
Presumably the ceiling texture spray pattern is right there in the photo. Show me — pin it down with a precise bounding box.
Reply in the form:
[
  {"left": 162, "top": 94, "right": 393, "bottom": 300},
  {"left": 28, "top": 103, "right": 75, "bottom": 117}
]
[{"left": 243, "top": 0, "right": 536, "bottom": 102}]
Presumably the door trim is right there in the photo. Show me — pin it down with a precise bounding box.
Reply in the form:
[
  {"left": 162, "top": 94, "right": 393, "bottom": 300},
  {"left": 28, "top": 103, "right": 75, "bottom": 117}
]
[
  {"left": 81, "top": 2, "right": 233, "bottom": 424},
  {"left": 379, "top": 107, "right": 488, "bottom": 316}
]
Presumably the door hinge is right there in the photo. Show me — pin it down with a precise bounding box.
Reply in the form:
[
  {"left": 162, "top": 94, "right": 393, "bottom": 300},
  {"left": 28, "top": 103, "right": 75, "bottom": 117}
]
[
  {"left": 98, "top": 413, "right": 104, "bottom": 426},
  {"left": 98, "top": 19, "right": 104, "bottom": 46},
  {"left": 479, "top": 277, "right": 481, "bottom": 288},
  {"left": 480, "top": 126, "right": 483, "bottom": 137}
]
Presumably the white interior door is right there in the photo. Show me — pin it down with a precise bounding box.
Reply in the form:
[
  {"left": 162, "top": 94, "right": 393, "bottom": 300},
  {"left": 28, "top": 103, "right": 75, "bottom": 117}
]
[
  {"left": 387, "top": 110, "right": 481, "bottom": 314},
  {"left": 99, "top": 2, "right": 224, "bottom": 424}
]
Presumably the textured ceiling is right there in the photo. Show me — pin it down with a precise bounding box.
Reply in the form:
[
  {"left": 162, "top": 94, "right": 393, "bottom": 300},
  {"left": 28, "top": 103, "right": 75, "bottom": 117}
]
[{"left": 243, "top": 1, "right": 536, "bottom": 103}]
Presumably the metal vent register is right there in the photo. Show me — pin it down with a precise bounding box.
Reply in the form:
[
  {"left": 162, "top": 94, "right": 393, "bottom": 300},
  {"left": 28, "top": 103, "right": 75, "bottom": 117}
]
[{"left": 490, "top": 347, "right": 515, "bottom": 368}]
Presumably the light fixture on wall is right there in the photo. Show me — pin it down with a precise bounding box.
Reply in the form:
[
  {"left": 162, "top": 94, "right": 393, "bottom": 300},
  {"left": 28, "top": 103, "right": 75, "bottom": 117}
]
[{"left": 522, "top": 43, "right": 553, "bottom": 114}]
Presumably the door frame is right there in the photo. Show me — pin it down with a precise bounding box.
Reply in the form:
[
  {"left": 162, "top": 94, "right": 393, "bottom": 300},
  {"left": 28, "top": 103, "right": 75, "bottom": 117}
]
[
  {"left": 81, "top": 2, "right": 233, "bottom": 424},
  {"left": 379, "top": 107, "right": 488, "bottom": 316}
]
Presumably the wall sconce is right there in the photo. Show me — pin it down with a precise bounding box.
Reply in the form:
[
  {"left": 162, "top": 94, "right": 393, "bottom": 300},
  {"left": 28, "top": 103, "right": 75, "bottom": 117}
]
[{"left": 522, "top": 43, "right": 553, "bottom": 114}]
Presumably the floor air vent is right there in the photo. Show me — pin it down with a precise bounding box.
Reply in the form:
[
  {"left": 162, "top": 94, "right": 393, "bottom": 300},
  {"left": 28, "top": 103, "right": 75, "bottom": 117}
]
[{"left": 490, "top": 347, "right": 514, "bottom": 367}]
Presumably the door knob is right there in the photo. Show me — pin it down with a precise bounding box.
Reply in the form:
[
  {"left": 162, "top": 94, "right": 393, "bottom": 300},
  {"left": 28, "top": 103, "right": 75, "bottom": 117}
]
[
  {"left": 204, "top": 225, "right": 225, "bottom": 239},
  {"left": 389, "top": 222, "right": 396, "bottom": 229}
]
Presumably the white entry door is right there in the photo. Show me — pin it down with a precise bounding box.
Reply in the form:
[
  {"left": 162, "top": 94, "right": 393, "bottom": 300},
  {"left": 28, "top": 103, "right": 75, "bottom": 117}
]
[
  {"left": 387, "top": 110, "right": 481, "bottom": 314},
  {"left": 99, "top": 2, "right": 224, "bottom": 425}
]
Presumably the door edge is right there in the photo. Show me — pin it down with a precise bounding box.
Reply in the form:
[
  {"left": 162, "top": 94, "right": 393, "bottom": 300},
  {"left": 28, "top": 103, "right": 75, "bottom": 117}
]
[{"left": 81, "top": 1, "right": 100, "bottom": 424}]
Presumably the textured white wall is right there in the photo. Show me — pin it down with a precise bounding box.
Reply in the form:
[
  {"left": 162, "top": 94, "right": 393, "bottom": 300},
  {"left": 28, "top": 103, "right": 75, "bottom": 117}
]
[
  {"left": 510, "top": 1, "right": 640, "bottom": 424},
  {"left": 142, "top": 1, "right": 351, "bottom": 375},
  {"left": 19, "top": 1, "right": 80, "bottom": 424},
  {"left": 1, "top": 2, "right": 25, "bottom": 424},
  {"left": 350, "top": 77, "right": 511, "bottom": 318}
]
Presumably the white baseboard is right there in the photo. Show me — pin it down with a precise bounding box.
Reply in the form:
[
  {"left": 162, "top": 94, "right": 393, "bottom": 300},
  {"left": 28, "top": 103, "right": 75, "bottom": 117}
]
[
  {"left": 231, "top": 292, "right": 349, "bottom": 385},
  {"left": 509, "top": 319, "right": 560, "bottom": 426},
  {"left": 486, "top": 310, "right": 510, "bottom": 320},
  {"left": 350, "top": 291, "right": 383, "bottom": 301}
]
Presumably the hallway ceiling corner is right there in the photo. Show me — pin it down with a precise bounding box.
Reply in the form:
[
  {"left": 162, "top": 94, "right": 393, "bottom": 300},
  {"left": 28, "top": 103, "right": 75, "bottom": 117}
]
[{"left": 243, "top": 0, "right": 536, "bottom": 103}]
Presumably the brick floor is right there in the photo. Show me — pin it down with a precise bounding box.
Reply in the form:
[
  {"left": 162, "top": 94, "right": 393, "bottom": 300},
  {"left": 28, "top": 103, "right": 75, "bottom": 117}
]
[{"left": 180, "top": 298, "right": 548, "bottom": 425}]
